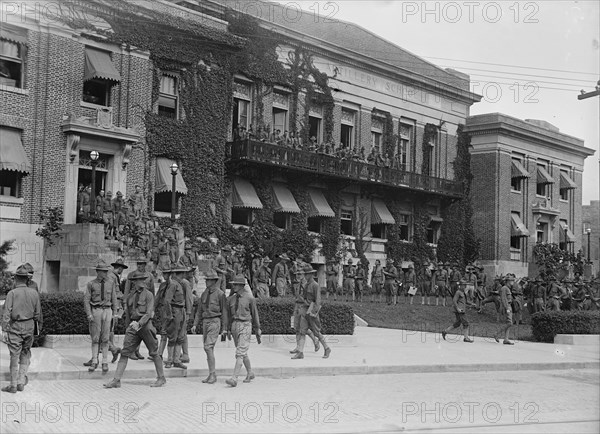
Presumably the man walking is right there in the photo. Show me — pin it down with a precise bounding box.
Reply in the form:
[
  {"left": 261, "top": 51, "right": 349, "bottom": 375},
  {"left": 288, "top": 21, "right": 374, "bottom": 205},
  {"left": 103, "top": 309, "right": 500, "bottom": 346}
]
[
  {"left": 441, "top": 279, "right": 474, "bottom": 343},
  {"left": 494, "top": 275, "right": 515, "bottom": 345},
  {"left": 191, "top": 271, "right": 227, "bottom": 384},
  {"left": 272, "top": 254, "right": 291, "bottom": 297},
  {"left": 300, "top": 265, "right": 331, "bottom": 358},
  {"left": 1, "top": 265, "right": 42, "bottom": 393},
  {"left": 124, "top": 257, "right": 155, "bottom": 360},
  {"left": 84, "top": 260, "right": 118, "bottom": 373},
  {"left": 104, "top": 274, "right": 166, "bottom": 389},
  {"left": 163, "top": 263, "right": 189, "bottom": 369},
  {"left": 226, "top": 276, "right": 261, "bottom": 387}
]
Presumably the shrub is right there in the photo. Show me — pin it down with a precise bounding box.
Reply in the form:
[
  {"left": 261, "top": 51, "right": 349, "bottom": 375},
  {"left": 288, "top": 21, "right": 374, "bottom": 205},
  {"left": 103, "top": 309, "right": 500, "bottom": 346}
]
[
  {"left": 531, "top": 311, "right": 600, "bottom": 343},
  {"left": 37, "top": 291, "right": 355, "bottom": 344}
]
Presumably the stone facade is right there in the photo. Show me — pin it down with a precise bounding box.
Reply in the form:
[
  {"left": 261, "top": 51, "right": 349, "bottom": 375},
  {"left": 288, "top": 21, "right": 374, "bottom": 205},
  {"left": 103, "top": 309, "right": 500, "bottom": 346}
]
[{"left": 465, "top": 114, "right": 595, "bottom": 278}]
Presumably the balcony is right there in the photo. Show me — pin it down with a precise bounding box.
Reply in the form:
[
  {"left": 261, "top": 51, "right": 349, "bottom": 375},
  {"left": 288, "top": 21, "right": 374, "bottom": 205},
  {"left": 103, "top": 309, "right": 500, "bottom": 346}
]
[
  {"left": 531, "top": 198, "right": 560, "bottom": 216},
  {"left": 227, "top": 140, "right": 463, "bottom": 198}
]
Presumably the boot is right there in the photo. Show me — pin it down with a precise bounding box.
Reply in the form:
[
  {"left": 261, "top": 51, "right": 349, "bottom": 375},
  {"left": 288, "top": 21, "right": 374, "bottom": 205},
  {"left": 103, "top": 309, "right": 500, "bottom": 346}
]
[
  {"left": 291, "top": 352, "right": 304, "bottom": 359},
  {"left": 111, "top": 348, "right": 121, "bottom": 363},
  {"left": 202, "top": 373, "right": 217, "bottom": 384},
  {"left": 151, "top": 376, "right": 167, "bottom": 387},
  {"left": 151, "top": 355, "right": 167, "bottom": 387},
  {"left": 165, "top": 346, "right": 174, "bottom": 368}
]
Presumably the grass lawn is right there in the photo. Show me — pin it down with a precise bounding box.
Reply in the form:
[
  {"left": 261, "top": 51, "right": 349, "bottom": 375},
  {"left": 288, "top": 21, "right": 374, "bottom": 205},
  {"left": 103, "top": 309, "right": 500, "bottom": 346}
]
[{"left": 329, "top": 296, "right": 534, "bottom": 341}]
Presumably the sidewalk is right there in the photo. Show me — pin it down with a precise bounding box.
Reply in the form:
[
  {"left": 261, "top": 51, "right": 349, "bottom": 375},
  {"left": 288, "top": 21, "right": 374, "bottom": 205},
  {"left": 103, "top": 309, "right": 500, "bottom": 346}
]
[{"left": 1, "top": 327, "right": 598, "bottom": 382}]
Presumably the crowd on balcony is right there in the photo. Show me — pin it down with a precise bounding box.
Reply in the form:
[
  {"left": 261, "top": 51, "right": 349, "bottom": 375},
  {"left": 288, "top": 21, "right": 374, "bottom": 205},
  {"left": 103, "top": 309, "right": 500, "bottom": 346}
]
[{"left": 233, "top": 124, "right": 407, "bottom": 171}]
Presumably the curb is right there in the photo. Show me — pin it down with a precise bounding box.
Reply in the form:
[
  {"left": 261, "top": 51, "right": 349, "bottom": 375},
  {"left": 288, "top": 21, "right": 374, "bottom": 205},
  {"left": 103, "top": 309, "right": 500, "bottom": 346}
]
[{"left": 11, "top": 361, "right": 600, "bottom": 383}]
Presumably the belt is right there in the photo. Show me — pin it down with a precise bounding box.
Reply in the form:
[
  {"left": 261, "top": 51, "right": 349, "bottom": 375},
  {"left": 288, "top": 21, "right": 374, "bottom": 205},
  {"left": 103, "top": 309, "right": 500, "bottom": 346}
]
[
  {"left": 203, "top": 315, "right": 221, "bottom": 320},
  {"left": 171, "top": 304, "right": 184, "bottom": 308},
  {"left": 92, "top": 306, "right": 111, "bottom": 309},
  {"left": 232, "top": 319, "right": 250, "bottom": 323},
  {"left": 13, "top": 318, "right": 33, "bottom": 322}
]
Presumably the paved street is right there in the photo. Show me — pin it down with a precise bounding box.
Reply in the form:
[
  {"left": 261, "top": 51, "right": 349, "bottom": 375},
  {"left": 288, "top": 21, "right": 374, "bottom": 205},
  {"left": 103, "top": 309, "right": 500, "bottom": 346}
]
[{"left": 0, "top": 369, "right": 598, "bottom": 433}]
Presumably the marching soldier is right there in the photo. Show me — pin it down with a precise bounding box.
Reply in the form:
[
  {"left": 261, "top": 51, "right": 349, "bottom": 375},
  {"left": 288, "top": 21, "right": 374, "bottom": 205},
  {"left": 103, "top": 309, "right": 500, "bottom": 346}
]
[
  {"left": 479, "top": 275, "right": 502, "bottom": 320},
  {"left": 494, "top": 275, "right": 515, "bottom": 345},
  {"left": 225, "top": 276, "right": 261, "bottom": 387},
  {"left": 441, "top": 279, "right": 474, "bottom": 343},
  {"left": 124, "top": 256, "right": 155, "bottom": 360},
  {"left": 191, "top": 270, "right": 227, "bottom": 384},
  {"left": 512, "top": 277, "right": 526, "bottom": 326},
  {"left": 163, "top": 263, "right": 189, "bottom": 369},
  {"left": 104, "top": 273, "right": 166, "bottom": 389},
  {"left": 179, "top": 260, "right": 195, "bottom": 364},
  {"left": 213, "top": 245, "right": 232, "bottom": 292},
  {"left": 84, "top": 260, "right": 118, "bottom": 373},
  {"left": 475, "top": 265, "right": 487, "bottom": 310},
  {"left": 154, "top": 263, "right": 174, "bottom": 361},
  {"left": 1, "top": 264, "right": 42, "bottom": 393},
  {"left": 383, "top": 258, "right": 398, "bottom": 305},
  {"left": 272, "top": 253, "right": 291, "bottom": 297},
  {"left": 326, "top": 259, "right": 339, "bottom": 300}
]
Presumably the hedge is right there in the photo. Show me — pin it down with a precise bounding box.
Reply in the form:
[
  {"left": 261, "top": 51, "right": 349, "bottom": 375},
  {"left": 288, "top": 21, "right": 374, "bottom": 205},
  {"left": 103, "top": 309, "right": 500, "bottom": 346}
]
[
  {"left": 36, "top": 292, "right": 354, "bottom": 344},
  {"left": 531, "top": 311, "right": 600, "bottom": 343}
]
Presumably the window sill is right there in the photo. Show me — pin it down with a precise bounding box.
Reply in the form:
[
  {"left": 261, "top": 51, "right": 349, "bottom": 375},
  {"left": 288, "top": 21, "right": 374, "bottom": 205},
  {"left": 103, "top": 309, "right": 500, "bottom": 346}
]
[
  {"left": 559, "top": 199, "right": 569, "bottom": 203},
  {"left": 0, "top": 85, "right": 28, "bottom": 95},
  {"left": 0, "top": 196, "right": 24, "bottom": 205},
  {"left": 232, "top": 223, "right": 251, "bottom": 230},
  {"left": 511, "top": 189, "right": 522, "bottom": 194},
  {"left": 80, "top": 101, "right": 111, "bottom": 110},
  {"left": 154, "top": 211, "right": 180, "bottom": 219},
  {"left": 370, "top": 237, "right": 389, "bottom": 243}
]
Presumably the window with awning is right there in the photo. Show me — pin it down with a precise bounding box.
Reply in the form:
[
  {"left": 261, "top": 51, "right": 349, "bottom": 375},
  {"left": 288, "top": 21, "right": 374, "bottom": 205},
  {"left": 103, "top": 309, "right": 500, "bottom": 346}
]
[
  {"left": 0, "top": 128, "right": 31, "bottom": 174},
  {"left": 83, "top": 47, "right": 121, "bottom": 83},
  {"left": 232, "top": 178, "right": 263, "bottom": 209},
  {"left": 155, "top": 158, "right": 188, "bottom": 195},
  {"left": 0, "top": 23, "right": 27, "bottom": 88},
  {"left": 511, "top": 213, "right": 530, "bottom": 237},
  {"left": 559, "top": 172, "right": 577, "bottom": 190},
  {"left": 307, "top": 188, "right": 334, "bottom": 218},
  {"left": 371, "top": 199, "right": 395, "bottom": 225},
  {"left": 511, "top": 160, "right": 529, "bottom": 178},
  {"left": 559, "top": 220, "right": 576, "bottom": 243},
  {"left": 536, "top": 166, "right": 554, "bottom": 184},
  {"left": 272, "top": 184, "right": 300, "bottom": 213}
]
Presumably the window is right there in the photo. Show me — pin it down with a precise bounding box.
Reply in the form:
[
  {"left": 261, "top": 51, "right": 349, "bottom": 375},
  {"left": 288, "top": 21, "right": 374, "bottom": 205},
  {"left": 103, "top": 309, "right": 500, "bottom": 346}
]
[
  {"left": 425, "top": 132, "right": 436, "bottom": 176},
  {"left": 0, "top": 170, "right": 20, "bottom": 197},
  {"left": 307, "top": 216, "right": 322, "bottom": 233},
  {"left": 309, "top": 116, "right": 322, "bottom": 143},
  {"left": 232, "top": 80, "right": 252, "bottom": 136},
  {"left": 536, "top": 181, "right": 547, "bottom": 197},
  {"left": 232, "top": 208, "right": 253, "bottom": 226},
  {"left": 510, "top": 236, "right": 522, "bottom": 260},
  {"left": 154, "top": 192, "right": 183, "bottom": 213},
  {"left": 0, "top": 39, "right": 25, "bottom": 88},
  {"left": 536, "top": 222, "right": 548, "bottom": 243},
  {"left": 272, "top": 108, "right": 287, "bottom": 137},
  {"left": 83, "top": 79, "right": 111, "bottom": 106},
  {"left": 340, "top": 211, "right": 353, "bottom": 236},
  {"left": 273, "top": 213, "right": 292, "bottom": 230},
  {"left": 511, "top": 177, "right": 522, "bottom": 192},
  {"left": 560, "top": 187, "right": 569, "bottom": 201},
  {"left": 158, "top": 74, "right": 178, "bottom": 119},
  {"left": 536, "top": 164, "right": 553, "bottom": 197},
  {"left": 371, "top": 117, "right": 383, "bottom": 153},
  {"left": 426, "top": 220, "right": 441, "bottom": 244},
  {"left": 510, "top": 236, "right": 521, "bottom": 250},
  {"left": 399, "top": 214, "right": 410, "bottom": 241},
  {"left": 371, "top": 224, "right": 387, "bottom": 239},
  {"left": 340, "top": 109, "right": 355, "bottom": 148},
  {"left": 397, "top": 123, "right": 412, "bottom": 171},
  {"left": 559, "top": 170, "right": 576, "bottom": 201},
  {"left": 559, "top": 219, "right": 568, "bottom": 251}
]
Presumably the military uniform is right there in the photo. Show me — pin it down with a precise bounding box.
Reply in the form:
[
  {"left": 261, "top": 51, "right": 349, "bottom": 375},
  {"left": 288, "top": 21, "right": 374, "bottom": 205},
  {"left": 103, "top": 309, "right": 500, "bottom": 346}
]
[
  {"left": 371, "top": 261, "right": 383, "bottom": 301},
  {"left": 254, "top": 261, "right": 271, "bottom": 300},
  {"left": 343, "top": 261, "right": 356, "bottom": 301},
  {"left": 272, "top": 256, "right": 290, "bottom": 297},
  {"left": 355, "top": 264, "right": 365, "bottom": 302},
  {"left": 326, "top": 262, "right": 339, "bottom": 299},
  {"left": 433, "top": 265, "right": 449, "bottom": 306},
  {"left": 547, "top": 281, "right": 561, "bottom": 311},
  {"left": 163, "top": 271, "right": 187, "bottom": 368},
  {"left": 532, "top": 281, "right": 546, "bottom": 313},
  {"left": 383, "top": 261, "right": 398, "bottom": 305}
]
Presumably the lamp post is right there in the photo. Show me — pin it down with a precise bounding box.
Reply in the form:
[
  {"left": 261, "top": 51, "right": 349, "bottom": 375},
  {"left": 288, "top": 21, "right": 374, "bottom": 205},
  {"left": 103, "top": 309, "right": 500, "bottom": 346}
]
[
  {"left": 170, "top": 162, "right": 178, "bottom": 224},
  {"left": 587, "top": 228, "right": 592, "bottom": 262},
  {"left": 90, "top": 151, "right": 99, "bottom": 219}
]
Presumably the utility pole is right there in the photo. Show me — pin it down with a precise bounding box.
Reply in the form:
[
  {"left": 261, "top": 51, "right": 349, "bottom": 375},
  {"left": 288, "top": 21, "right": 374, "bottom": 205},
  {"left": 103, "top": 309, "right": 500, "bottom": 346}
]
[{"left": 577, "top": 80, "right": 600, "bottom": 100}]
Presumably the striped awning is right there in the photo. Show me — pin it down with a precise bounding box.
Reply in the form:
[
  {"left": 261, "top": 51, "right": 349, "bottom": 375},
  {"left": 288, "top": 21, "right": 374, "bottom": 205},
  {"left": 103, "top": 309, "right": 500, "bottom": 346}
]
[
  {"left": 232, "top": 178, "right": 263, "bottom": 209},
  {"left": 0, "top": 128, "right": 31, "bottom": 174},
  {"left": 537, "top": 166, "right": 554, "bottom": 184},
  {"left": 371, "top": 199, "right": 395, "bottom": 225},
  {"left": 559, "top": 221, "right": 576, "bottom": 243},
  {"left": 84, "top": 47, "right": 121, "bottom": 83},
  {"left": 307, "top": 188, "right": 334, "bottom": 218},
  {"left": 0, "top": 23, "right": 27, "bottom": 45},
  {"left": 155, "top": 158, "right": 188, "bottom": 195},
  {"left": 272, "top": 184, "right": 300, "bottom": 214},
  {"left": 511, "top": 213, "right": 530, "bottom": 237},
  {"left": 511, "top": 160, "right": 529, "bottom": 179},
  {"left": 560, "top": 172, "right": 577, "bottom": 190}
]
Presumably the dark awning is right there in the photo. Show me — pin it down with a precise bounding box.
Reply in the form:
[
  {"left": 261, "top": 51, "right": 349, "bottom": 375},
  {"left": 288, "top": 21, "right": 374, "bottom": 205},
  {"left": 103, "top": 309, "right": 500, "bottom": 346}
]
[
  {"left": 155, "top": 158, "right": 188, "bottom": 195},
  {"left": 0, "top": 128, "right": 31, "bottom": 174},
  {"left": 232, "top": 178, "right": 263, "bottom": 209},
  {"left": 84, "top": 48, "right": 121, "bottom": 83},
  {"left": 307, "top": 188, "right": 335, "bottom": 218},
  {"left": 0, "top": 23, "right": 28, "bottom": 45},
  {"left": 371, "top": 199, "right": 395, "bottom": 225},
  {"left": 537, "top": 166, "right": 554, "bottom": 184},
  {"left": 272, "top": 184, "right": 300, "bottom": 214},
  {"left": 511, "top": 213, "right": 530, "bottom": 237},
  {"left": 559, "top": 221, "right": 576, "bottom": 243},
  {"left": 429, "top": 216, "right": 444, "bottom": 223},
  {"left": 560, "top": 172, "right": 577, "bottom": 190},
  {"left": 511, "top": 160, "right": 529, "bottom": 179}
]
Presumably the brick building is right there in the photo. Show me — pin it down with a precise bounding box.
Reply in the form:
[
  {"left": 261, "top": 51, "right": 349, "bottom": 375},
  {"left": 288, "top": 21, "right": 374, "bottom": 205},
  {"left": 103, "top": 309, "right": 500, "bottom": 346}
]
[
  {"left": 582, "top": 200, "right": 599, "bottom": 274},
  {"left": 465, "top": 114, "right": 595, "bottom": 277}
]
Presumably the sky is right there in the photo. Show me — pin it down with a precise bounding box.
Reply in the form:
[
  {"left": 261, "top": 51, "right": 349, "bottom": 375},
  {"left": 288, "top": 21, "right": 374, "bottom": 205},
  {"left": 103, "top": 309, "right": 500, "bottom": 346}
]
[{"left": 277, "top": 0, "right": 600, "bottom": 205}]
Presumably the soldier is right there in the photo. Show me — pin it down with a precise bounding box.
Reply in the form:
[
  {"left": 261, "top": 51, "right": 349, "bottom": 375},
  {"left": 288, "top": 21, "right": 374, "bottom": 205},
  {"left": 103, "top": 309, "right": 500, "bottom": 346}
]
[
  {"left": 532, "top": 278, "right": 547, "bottom": 313},
  {"left": 343, "top": 258, "right": 356, "bottom": 302},
  {"left": 95, "top": 190, "right": 105, "bottom": 219},
  {"left": 180, "top": 242, "right": 197, "bottom": 270},
  {"left": 154, "top": 263, "right": 174, "bottom": 361},
  {"left": 102, "top": 191, "right": 114, "bottom": 239},
  {"left": 512, "top": 277, "right": 525, "bottom": 326},
  {"left": 494, "top": 275, "right": 515, "bottom": 345},
  {"left": 479, "top": 275, "right": 502, "bottom": 320},
  {"left": 289, "top": 255, "right": 305, "bottom": 299},
  {"left": 441, "top": 279, "right": 474, "bottom": 343},
  {"left": 370, "top": 259, "right": 384, "bottom": 303},
  {"left": 163, "top": 263, "right": 189, "bottom": 369},
  {"left": 80, "top": 186, "right": 91, "bottom": 219},
  {"left": 355, "top": 261, "right": 366, "bottom": 302},
  {"left": 104, "top": 273, "right": 166, "bottom": 389},
  {"left": 404, "top": 263, "right": 417, "bottom": 305},
  {"left": 420, "top": 263, "right": 433, "bottom": 306},
  {"left": 21, "top": 263, "right": 38, "bottom": 292},
  {"left": 475, "top": 265, "right": 487, "bottom": 310},
  {"left": 191, "top": 270, "right": 227, "bottom": 384},
  {"left": 547, "top": 277, "right": 561, "bottom": 311},
  {"left": 433, "top": 262, "right": 449, "bottom": 307},
  {"left": 383, "top": 258, "right": 398, "bottom": 305},
  {"left": 129, "top": 184, "right": 144, "bottom": 220},
  {"left": 326, "top": 259, "right": 339, "bottom": 301},
  {"left": 179, "top": 260, "right": 195, "bottom": 364},
  {"left": 225, "top": 276, "right": 261, "bottom": 387},
  {"left": 464, "top": 265, "right": 478, "bottom": 307},
  {"left": 1, "top": 264, "right": 42, "bottom": 393},
  {"left": 112, "top": 191, "right": 125, "bottom": 238},
  {"left": 560, "top": 279, "right": 573, "bottom": 311},
  {"left": 84, "top": 260, "right": 118, "bottom": 373},
  {"left": 251, "top": 249, "right": 263, "bottom": 294},
  {"left": 254, "top": 256, "right": 272, "bottom": 300},
  {"left": 291, "top": 265, "right": 331, "bottom": 360},
  {"left": 214, "top": 245, "right": 233, "bottom": 292},
  {"left": 572, "top": 281, "right": 587, "bottom": 310},
  {"left": 449, "top": 263, "right": 462, "bottom": 298},
  {"left": 272, "top": 253, "right": 291, "bottom": 297}
]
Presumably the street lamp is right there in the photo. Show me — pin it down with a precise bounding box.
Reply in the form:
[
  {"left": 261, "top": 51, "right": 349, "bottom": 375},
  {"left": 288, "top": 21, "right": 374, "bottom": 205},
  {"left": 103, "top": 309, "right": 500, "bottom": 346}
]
[
  {"left": 587, "top": 228, "right": 592, "bottom": 262},
  {"left": 170, "top": 162, "right": 178, "bottom": 223},
  {"left": 90, "top": 150, "right": 99, "bottom": 219}
]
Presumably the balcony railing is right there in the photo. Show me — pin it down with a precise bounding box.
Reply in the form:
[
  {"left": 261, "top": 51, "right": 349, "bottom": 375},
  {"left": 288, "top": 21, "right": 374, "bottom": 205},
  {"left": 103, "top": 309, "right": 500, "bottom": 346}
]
[{"left": 228, "top": 139, "right": 463, "bottom": 197}]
